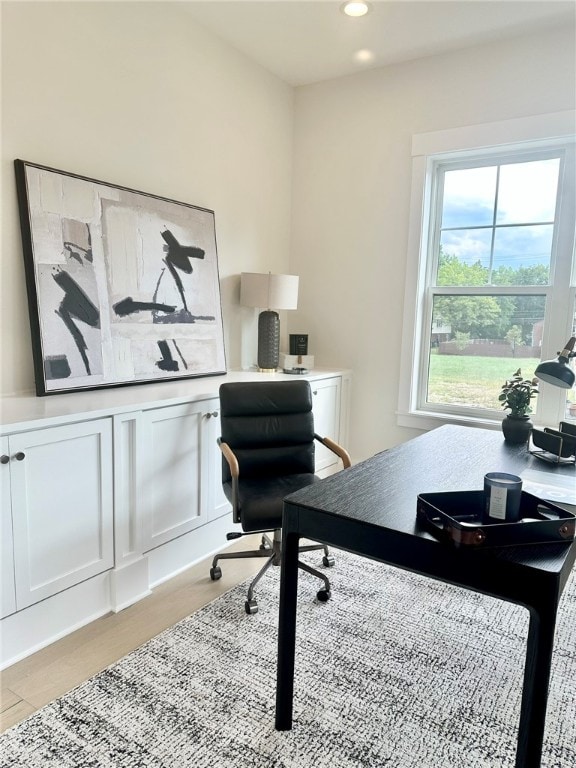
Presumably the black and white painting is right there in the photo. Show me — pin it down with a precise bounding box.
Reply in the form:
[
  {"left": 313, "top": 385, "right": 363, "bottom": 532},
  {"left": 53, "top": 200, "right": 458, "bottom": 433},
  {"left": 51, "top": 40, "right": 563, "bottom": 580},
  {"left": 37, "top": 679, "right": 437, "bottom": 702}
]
[{"left": 15, "top": 160, "right": 226, "bottom": 395}]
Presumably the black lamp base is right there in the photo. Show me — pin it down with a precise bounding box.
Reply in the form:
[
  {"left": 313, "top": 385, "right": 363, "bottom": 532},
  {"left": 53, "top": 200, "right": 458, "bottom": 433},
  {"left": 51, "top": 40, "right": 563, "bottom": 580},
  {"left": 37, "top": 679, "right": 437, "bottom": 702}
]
[{"left": 257, "top": 310, "right": 280, "bottom": 371}]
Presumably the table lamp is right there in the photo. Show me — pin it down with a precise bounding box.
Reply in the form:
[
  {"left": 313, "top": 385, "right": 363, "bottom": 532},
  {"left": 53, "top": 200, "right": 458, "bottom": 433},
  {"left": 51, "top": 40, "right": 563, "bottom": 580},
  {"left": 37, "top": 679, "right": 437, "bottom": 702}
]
[
  {"left": 534, "top": 337, "right": 576, "bottom": 389},
  {"left": 240, "top": 272, "right": 299, "bottom": 371}
]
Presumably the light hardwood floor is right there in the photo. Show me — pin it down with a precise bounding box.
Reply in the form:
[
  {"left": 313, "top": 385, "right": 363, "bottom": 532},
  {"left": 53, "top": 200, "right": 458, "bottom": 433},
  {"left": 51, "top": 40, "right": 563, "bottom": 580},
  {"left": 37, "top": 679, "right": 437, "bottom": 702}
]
[{"left": 0, "top": 536, "right": 264, "bottom": 733}]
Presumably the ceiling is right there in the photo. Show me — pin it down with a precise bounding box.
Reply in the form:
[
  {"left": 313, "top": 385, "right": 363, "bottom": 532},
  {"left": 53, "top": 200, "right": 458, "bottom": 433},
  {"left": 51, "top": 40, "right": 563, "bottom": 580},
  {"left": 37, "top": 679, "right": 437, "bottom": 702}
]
[{"left": 182, "top": 1, "right": 575, "bottom": 86}]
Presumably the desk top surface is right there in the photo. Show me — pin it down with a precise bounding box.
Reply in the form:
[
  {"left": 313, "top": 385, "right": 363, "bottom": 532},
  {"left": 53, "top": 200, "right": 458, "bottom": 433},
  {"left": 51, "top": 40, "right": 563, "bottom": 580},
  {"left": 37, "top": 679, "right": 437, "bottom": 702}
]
[{"left": 286, "top": 425, "right": 576, "bottom": 575}]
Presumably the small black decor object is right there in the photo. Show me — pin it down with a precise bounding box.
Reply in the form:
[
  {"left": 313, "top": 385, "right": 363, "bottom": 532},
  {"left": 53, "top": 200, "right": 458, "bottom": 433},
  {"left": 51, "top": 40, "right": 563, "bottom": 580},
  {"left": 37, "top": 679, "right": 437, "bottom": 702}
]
[
  {"left": 530, "top": 421, "right": 576, "bottom": 464},
  {"left": 501, "top": 414, "right": 533, "bottom": 445},
  {"left": 289, "top": 334, "right": 308, "bottom": 356},
  {"left": 498, "top": 369, "right": 538, "bottom": 444}
]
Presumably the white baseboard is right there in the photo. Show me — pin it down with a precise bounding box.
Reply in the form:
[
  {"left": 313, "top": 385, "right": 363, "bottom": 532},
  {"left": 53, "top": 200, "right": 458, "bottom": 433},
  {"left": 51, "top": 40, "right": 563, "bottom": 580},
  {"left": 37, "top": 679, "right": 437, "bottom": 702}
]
[
  {"left": 0, "top": 573, "right": 112, "bottom": 669},
  {"left": 146, "top": 515, "right": 241, "bottom": 588},
  {"left": 109, "top": 556, "right": 151, "bottom": 612}
]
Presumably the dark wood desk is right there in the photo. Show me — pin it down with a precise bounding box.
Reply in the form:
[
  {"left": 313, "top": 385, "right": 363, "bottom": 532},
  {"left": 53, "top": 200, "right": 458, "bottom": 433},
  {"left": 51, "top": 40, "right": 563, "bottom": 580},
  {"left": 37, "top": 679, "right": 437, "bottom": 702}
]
[{"left": 275, "top": 425, "right": 576, "bottom": 768}]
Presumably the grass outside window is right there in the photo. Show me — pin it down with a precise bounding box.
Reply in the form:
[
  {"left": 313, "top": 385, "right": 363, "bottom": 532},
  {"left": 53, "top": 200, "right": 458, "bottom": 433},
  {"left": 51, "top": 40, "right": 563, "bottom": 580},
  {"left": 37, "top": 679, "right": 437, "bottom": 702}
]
[{"left": 427, "top": 354, "right": 541, "bottom": 410}]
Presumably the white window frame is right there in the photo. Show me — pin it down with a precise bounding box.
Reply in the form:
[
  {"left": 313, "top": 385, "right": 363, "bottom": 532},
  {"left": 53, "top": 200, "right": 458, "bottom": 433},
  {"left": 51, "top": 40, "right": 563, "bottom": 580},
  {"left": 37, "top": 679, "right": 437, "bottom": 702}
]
[{"left": 397, "top": 111, "right": 576, "bottom": 432}]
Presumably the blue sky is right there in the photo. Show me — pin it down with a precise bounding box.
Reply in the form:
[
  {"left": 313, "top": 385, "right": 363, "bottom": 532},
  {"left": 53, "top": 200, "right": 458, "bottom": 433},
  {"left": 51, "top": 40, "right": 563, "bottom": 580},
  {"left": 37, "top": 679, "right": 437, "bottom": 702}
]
[{"left": 440, "top": 159, "right": 559, "bottom": 270}]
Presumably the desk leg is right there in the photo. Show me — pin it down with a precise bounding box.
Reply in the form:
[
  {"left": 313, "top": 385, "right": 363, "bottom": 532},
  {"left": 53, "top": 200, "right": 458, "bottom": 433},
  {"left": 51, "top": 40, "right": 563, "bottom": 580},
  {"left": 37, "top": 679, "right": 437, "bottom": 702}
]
[
  {"left": 275, "top": 530, "right": 300, "bottom": 730},
  {"left": 515, "top": 604, "right": 558, "bottom": 768}
]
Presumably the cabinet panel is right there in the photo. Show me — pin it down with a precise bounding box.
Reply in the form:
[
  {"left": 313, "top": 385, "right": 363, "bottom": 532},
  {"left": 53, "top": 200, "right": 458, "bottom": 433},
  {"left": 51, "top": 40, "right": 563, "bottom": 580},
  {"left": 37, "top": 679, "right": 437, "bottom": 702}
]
[
  {"left": 140, "top": 402, "right": 208, "bottom": 552},
  {"left": 205, "top": 404, "right": 231, "bottom": 522},
  {"left": 113, "top": 415, "right": 142, "bottom": 564},
  {"left": 10, "top": 419, "right": 113, "bottom": 610},
  {"left": 311, "top": 377, "right": 342, "bottom": 473},
  {"left": 1, "top": 437, "right": 16, "bottom": 618}
]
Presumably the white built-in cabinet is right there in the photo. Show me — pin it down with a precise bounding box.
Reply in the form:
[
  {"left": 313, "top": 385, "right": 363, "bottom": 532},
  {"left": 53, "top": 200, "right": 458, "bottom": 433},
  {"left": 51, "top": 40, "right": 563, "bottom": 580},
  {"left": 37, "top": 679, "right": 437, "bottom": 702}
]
[
  {"left": 1, "top": 438, "right": 17, "bottom": 618},
  {"left": 0, "top": 369, "right": 350, "bottom": 666},
  {"left": 1, "top": 420, "right": 113, "bottom": 617},
  {"left": 112, "top": 398, "right": 228, "bottom": 581},
  {"left": 311, "top": 376, "right": 342, "bottom": 474},
  {"left": 139, "top": 402, "right": 211, "bottom": 552},
  {"left": 128, "top": 398, "right": 228, "bottom": 554},
  {"left": 205, "top": 404, "right": 231, "bottom": 523}
]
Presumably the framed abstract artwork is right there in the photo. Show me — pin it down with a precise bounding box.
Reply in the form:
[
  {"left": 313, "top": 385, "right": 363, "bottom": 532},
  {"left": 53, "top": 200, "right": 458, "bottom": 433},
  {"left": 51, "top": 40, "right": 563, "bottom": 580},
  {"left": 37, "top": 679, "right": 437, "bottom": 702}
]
[{"left": 14, "top": 160, "right": 227, "bottom": 395}]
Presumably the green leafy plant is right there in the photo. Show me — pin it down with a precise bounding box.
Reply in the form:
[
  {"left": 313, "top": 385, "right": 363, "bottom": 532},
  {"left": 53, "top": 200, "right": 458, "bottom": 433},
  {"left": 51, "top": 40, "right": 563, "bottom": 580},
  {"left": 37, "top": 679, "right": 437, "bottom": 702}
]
[{"left": 498, "top": 369, "right": 539, "bottom": 417}]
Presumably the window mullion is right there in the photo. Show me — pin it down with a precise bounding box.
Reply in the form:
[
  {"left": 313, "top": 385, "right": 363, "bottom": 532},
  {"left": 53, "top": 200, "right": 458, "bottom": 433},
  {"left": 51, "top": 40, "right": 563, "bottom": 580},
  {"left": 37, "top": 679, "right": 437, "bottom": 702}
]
[{"left": 431, "top": 285, "right": 551, "bottom": 296}]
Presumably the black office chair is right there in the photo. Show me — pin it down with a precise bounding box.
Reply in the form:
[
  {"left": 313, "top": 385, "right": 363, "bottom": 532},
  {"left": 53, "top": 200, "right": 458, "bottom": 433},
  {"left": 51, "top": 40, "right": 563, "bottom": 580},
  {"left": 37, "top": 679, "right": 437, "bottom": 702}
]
[{"left": 209, "top": 380, "right": 351, "bottom": 614}]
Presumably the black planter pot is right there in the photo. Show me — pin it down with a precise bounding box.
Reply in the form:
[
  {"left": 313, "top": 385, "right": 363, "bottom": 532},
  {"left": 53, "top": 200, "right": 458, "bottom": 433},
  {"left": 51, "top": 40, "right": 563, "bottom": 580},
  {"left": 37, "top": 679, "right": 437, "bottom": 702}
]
[{"left": 501, "top": 415, "right": 533, "bottom": 445}]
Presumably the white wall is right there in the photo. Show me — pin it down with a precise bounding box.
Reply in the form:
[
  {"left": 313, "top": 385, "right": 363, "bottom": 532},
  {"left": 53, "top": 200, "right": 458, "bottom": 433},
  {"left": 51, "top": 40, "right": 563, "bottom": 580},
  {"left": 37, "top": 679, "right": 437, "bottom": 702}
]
[
  {"left": 290, "top": 25, "right": 576, "bottom": 460},
  {"left": 2, "top": 5, "right": 575, "bottom": 462},
  {"left": 0, "top": 1, "right": 293, "bottom": 396}
]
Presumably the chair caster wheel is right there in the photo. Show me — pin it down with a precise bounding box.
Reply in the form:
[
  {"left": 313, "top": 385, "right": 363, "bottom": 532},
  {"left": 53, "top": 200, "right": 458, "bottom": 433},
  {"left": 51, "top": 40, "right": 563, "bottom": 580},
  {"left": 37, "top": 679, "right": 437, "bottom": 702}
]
[
  {"left": 210, "top": 566, "right": 222, "bottom": 581},
  {"left": 322, "top": 555, "right": 335, "bottom": 567},
  {"left": 245, "top": 599, "right": 258, "bottom": 615},
  {"left": 317, "top": 589, "right": 331, "bottom": 602}
]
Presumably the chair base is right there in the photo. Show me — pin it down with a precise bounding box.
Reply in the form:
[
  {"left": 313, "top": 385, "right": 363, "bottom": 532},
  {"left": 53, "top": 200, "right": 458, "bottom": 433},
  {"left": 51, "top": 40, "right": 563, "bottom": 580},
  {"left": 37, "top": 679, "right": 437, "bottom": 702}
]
[{"left": 210, "top": 529, "right": 333, "bottom": 614}]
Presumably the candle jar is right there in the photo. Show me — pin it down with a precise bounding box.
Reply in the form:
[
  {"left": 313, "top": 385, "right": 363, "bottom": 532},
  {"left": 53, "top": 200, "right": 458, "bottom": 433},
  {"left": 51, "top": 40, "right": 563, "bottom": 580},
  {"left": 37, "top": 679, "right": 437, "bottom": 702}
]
[{"left": 484, "top": 472, "right": 523, "bottom": 523}]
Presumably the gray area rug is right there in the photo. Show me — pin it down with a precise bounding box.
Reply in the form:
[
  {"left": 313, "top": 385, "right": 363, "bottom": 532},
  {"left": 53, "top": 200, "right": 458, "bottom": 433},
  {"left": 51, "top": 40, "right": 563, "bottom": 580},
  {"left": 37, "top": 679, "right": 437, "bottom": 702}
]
[{"left": 1, "top": 550, "right": 575, "bottom": 767}]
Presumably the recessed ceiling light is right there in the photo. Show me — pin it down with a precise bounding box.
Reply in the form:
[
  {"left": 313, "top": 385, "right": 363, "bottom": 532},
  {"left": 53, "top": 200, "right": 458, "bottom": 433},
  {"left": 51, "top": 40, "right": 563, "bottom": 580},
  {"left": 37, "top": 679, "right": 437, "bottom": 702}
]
[
  {"left": 354, "top": 49, "right": 375, "bottom": 64},
  {"left": 341, "top": 1, "right": 371, "bottom": 18}
]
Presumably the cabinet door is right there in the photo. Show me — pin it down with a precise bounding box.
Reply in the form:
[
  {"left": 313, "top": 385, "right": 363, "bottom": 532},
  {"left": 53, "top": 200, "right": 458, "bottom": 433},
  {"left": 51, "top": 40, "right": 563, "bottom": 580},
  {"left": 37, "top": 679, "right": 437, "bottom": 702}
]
[
  {"left": 10, "top": 419, "right": 114, "bottom": 610},
  {"left": 140, "top": 401, "right": 210, "bottom": 552},
  {"left": 204, "top": 401, "right": 231, "bottom": 523},
  {"left": 0, "top": 437, "right": 16, "bottom": 618},
  {"left": 311, "top": 377, "right": 342, "bottom": 473}
]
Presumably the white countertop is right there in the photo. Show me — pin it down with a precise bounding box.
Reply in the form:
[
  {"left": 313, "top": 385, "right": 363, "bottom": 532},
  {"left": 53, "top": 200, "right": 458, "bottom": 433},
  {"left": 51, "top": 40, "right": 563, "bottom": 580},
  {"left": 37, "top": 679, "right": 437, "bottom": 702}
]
[{"left": 0, "top": 368, "right": 350, "bottom": 433}]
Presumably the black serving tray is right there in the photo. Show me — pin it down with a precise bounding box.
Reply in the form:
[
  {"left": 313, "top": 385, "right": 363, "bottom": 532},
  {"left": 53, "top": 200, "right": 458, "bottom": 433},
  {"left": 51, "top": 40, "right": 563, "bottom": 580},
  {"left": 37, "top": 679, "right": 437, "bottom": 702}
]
[{"left": 416, "top": 491, "right": 576, "bottom": 548}]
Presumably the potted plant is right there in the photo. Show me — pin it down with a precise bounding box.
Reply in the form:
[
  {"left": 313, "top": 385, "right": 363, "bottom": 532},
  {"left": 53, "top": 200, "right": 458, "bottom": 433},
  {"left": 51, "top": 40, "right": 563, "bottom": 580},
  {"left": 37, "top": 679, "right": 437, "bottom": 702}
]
[{"left": 498, "top": 368, "right": 539, "bottom": 444}]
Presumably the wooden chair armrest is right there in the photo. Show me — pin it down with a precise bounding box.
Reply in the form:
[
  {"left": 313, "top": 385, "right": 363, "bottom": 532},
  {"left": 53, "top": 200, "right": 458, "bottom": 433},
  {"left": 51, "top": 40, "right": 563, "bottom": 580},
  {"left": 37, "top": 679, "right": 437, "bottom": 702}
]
[
  {"left": 218, "top": 438, "right": 241, "bottom": 520},
  {"left": 218, "top": 438, "right": 240, "bottom": 479},
  {"left": 314, "top": 434, "right": 352, "bottom": 469}
]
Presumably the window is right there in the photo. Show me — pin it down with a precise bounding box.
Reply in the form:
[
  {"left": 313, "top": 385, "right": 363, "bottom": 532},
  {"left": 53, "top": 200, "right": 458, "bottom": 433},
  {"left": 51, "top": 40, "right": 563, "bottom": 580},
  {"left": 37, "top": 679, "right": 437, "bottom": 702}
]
[{"left": 398, "top": 113, "right": 576, "bottom": 430}]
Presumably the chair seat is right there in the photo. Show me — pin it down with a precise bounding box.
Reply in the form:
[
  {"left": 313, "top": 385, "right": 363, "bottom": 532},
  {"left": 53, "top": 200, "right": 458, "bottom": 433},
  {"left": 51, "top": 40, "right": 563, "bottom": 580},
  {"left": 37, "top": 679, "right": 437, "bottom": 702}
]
[{"left": 224, "top": 473, "right": 320, "bottom": 532}]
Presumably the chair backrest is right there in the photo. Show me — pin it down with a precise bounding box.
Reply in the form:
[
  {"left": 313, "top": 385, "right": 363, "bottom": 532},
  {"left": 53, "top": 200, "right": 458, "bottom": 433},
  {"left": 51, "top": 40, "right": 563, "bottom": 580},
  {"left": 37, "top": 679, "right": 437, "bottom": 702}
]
[{"left": 219, "top": 380, "right": 316, "bottom": 481}]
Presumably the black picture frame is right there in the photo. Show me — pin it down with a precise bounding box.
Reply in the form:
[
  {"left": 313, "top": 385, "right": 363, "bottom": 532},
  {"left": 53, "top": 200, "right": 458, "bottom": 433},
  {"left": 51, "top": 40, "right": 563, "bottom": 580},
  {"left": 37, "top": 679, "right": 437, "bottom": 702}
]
[{"left": 15, "top": 160, "right": 227, "bottom": 395}]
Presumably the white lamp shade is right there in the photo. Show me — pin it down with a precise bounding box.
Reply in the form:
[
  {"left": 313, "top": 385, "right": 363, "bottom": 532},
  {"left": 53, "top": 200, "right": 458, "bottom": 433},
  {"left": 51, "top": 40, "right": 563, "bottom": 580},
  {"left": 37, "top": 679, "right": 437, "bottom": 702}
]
[{"left": 240, "top": 273, "right": 299, "bottom": 310}]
